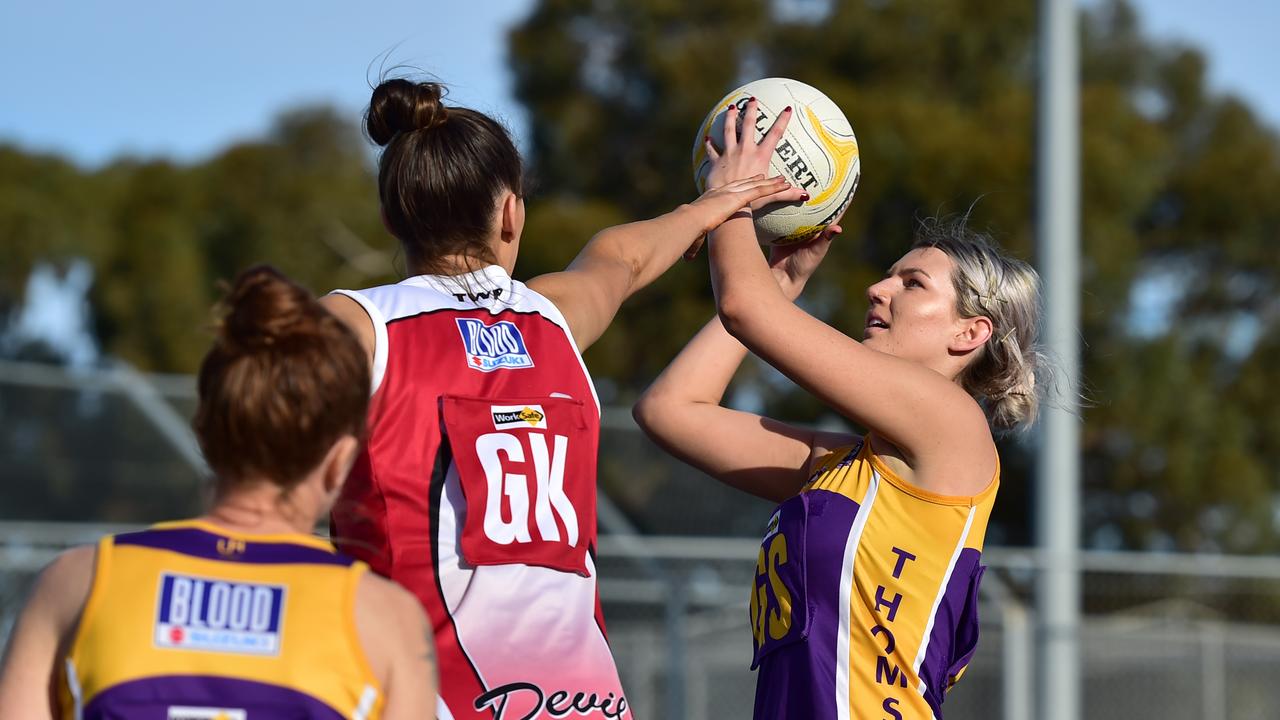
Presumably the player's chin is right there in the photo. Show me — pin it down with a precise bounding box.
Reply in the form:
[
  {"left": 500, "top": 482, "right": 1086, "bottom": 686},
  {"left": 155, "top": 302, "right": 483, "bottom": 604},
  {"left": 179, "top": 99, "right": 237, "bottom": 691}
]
[{"left": 860, "top": 328, "right": 895, "bottom": 353}]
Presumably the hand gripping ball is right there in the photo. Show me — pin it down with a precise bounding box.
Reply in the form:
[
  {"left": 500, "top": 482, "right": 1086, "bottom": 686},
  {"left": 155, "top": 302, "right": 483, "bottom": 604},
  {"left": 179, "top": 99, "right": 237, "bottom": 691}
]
[{"left": 693, "top": 77, "right": 861, "bottom": 245}]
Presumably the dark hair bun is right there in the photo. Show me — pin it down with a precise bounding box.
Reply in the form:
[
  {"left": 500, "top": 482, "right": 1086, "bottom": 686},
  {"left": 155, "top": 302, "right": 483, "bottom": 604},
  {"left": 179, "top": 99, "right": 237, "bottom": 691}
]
[
  {"left": 217, "top": 265, "right": 316, "bottom": 353},
  {"left": 366, "top": 78, "right": 448, "bottom": 146}
]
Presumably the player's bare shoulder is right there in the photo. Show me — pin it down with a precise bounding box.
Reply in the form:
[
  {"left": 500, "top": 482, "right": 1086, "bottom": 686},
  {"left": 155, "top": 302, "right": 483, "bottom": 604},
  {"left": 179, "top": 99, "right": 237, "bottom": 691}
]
[
  {"left": 39, "top": 543, "right": 97, "bottom": 624},
  {"left": 355, "top": 572, "right": 437, "bottom": 719},
  {"left": 354, "top": 572, "right": 432, "bottom": 668},
  {"left": 318, "top": 293, "right": 376, "bottom": 363},
  {"left": 356, "top": 572, "right": 426, "bottom": 627}
]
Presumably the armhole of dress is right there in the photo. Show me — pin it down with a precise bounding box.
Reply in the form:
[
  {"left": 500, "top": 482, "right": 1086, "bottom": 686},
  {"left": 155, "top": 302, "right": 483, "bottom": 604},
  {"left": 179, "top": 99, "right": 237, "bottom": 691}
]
[
  {"left": 330, "top": 289, "right": 389, "bottom": 395},
  {"left": 344, "top": 561, "right": 384, "bottom": 720},
  {"left": 517, "top": 283, "right": 601, "bottom": 414},
  {"left": 863, "top": 435, "right": 992, "bottom": 506},
  {"left": 65, "top": 536, "right": 112, "bottom": 699},
  {"left": 802, "top": 440, "right": 864, "bottom": 491}
]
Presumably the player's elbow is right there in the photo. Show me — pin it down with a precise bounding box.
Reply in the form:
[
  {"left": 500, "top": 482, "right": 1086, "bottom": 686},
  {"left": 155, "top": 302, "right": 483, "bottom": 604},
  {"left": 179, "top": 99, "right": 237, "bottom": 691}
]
[
  {"left": 715, "top": 290, "right": 757, "bottom": 340},
  {"left": 631, "top": 389, "right": 664, "bottom": 437},
  {"left": 632, "top": 386, "right": 687, "bottom": 443}
]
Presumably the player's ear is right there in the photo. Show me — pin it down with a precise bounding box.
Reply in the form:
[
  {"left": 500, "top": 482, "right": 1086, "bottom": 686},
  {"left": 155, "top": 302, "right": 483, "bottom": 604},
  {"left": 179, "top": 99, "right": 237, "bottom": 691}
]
[
  {"left": 499, "top": 191, "right": 524, "bottom": 244},
  {"left": 950, "top": 315, "right": 993, "bottom": 354},
  {"left": 321, "top": 435, "right": 361, "bottom": 496}
]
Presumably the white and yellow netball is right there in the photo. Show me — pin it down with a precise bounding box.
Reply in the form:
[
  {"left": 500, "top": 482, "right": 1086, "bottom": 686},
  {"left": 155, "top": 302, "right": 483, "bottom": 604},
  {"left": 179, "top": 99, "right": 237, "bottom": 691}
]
[{"left": 692, "top": 77, "right": 860, "bottom": 245}]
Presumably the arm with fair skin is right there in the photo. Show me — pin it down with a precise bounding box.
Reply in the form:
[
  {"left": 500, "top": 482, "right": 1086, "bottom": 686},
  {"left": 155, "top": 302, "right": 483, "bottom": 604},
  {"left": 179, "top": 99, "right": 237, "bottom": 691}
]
[
  {"left": 526, "top": 175, "right": 806, "bottom": 351},
  {"left": 354, "top": 573, "right": 437, "bottom": 720},
  {"left": 704, "top": 102, "right": 996, "bottom": 496},
  {"left": 633, "top": 233, "right": 853, "bottom": 503},
  {"left": 0, "top": 545, "right": 96, "bottom": 720},
  {"left": 318, "top": 294, "right": 376, "bottom": 370}
]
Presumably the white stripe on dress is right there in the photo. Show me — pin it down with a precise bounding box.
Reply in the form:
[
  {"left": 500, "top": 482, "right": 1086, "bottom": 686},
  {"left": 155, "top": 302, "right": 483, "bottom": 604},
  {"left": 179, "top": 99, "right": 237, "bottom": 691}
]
[
  {"left": 64, "top": 658, "right": 83, "bottom": 720},
  {"left": 911, "top": 505, "right": 978, "bottom": 702},
  {"left": 352, "top": 684, "right": 378, "bottom": 720},
  {"left": 836, "top": 472, "right": 881, "bottom": 720}
]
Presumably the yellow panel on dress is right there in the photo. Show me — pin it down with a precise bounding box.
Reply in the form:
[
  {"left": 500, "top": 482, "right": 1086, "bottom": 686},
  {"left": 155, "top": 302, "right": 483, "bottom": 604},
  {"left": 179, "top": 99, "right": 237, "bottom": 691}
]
[{"left": 63, "top": 520, "right": 382, "bottom": 720}]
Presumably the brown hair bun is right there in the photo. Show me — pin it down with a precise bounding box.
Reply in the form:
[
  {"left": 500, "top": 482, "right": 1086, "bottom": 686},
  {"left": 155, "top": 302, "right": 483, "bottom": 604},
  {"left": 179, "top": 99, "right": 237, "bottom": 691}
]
[
  {"left": 194, "top": 265, "right": 370, "bottom": 489},
  {"left": 366, "top": 78, "right": 448, "bottom": 146},
  {"left": 217, "top": 267, "right": 313, "bottom": 353}
]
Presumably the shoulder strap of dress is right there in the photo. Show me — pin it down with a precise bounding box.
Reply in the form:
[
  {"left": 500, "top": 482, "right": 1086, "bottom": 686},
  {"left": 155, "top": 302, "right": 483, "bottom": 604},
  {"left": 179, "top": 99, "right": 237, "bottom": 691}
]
[{"left": 329, "top": 289, "right": 389, "bottom": 395}]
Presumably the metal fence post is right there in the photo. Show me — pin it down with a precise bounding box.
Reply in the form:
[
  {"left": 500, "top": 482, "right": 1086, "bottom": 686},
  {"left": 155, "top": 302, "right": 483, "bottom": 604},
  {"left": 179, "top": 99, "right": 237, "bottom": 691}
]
[
  {"left": 1202, "top": 621, "right": 1226, "bottom": 720},
  {"left": 1002, "top": 600, "right": 1034, "bottom": 720},
  {"left": 665, "top": 575, "right": 689, "bottom": 720},
  {"left": 981, "top": 562, "right": 1035, "bottom": 720}
]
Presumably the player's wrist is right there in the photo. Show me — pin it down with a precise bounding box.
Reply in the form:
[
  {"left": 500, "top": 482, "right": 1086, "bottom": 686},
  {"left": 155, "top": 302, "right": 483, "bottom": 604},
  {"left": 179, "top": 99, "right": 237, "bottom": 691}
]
[
  {"left": 771, "top": 268, "right": 806, "bottom": 301},
  {"left": 672, "top": 202, "right": 715, "bottom": 238},
  {"left": 707, "top": 212, "right": 756, "bottom": 245}
]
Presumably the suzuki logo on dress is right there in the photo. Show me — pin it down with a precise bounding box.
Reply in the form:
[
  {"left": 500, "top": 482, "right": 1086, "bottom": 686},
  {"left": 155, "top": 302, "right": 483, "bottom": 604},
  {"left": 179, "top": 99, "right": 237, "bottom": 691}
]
[{"left": 456, "top": 318, "right": 535, "bottom": 372}]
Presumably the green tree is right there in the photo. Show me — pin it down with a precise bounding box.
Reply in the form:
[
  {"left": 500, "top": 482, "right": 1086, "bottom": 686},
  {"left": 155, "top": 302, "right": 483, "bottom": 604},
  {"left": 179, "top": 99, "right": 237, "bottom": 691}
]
[
  {"left": 508, "top": 0, "right": 1280, "bottom": 550},
  {"left": 2, "top": 0, "right": 1277, "bottom": 550},
  {"left": 1, "top": 108, "right": 393, "bottom": 372},
  {"left": 0, "top": 147, "right": 110, "bottom": 320}
]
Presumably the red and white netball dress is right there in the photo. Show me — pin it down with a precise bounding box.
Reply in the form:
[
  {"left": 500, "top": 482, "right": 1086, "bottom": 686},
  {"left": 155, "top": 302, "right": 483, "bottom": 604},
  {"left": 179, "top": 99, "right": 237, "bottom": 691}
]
[{"left": 331, "top": 266, "right": 630, "bottom": 720}]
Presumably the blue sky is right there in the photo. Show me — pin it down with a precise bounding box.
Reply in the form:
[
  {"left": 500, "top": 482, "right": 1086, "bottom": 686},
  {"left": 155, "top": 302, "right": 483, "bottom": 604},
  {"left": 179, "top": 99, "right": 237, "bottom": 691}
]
[
  {"left": 0, "top": 0, "right": 533, "bottom": 165},
  {"left": 1, "top": 0, "right": 1276, "bottom": 167}
]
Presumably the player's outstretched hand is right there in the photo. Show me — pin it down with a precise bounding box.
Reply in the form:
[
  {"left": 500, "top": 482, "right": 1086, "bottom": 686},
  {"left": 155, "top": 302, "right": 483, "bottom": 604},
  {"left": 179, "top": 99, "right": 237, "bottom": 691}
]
[
  {"left": 681, "top": 96, "right": 806, "bottom": 260},
  {"left": 768, "top": 224, "right": 842, "bottom": 300},
  {"left": 704, "top": 97, "right": 793, "bottom": 191},
  {"left": 682, "top": 174, "right": 806, "bottom": 259}
]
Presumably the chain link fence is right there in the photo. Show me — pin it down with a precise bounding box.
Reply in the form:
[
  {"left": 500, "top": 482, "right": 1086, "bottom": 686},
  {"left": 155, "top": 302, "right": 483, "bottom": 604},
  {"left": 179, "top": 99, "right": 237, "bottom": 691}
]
[
  {"left": 594, "top": 539, "right": 1280, "bottom": 719},
  {"left": 4, "top": 360, "right": 1280, "bottom": 719}
]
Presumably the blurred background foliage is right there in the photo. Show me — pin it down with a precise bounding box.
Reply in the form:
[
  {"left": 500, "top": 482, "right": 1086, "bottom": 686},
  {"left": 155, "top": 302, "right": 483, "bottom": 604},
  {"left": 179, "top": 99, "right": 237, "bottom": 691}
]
[{"left": 2, "top": 0, "right": 1277, "bottom": 552}]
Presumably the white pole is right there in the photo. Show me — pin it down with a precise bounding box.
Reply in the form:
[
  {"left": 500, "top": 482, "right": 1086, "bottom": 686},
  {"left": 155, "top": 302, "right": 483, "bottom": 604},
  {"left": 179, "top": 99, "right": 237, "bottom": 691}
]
[
  {"left": 1202, "top": 623, "right": 1226, "bottom": 720},
  {"left": 1003, "top": 602, "right": 1034, "bottom": 720},
  {"left": 1035, "top": 1, "right": 1082, "bottom": 719},
  {"left": 982, "top": 568, "right": 1034, "bottom": 720}
]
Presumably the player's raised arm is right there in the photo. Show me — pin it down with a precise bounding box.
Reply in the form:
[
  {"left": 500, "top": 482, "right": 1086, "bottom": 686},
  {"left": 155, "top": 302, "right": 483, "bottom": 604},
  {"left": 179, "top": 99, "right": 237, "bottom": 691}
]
[
  {"left": 527, "top": 174, "right": 804, "bottom": 352},
  {"left": 704, "top": 98, "right": 1004, "bottom": 496},
  {"left": 634, "top": 93, "right": 855, "bottom": 501},
  {"left": 633, "top": 230, "right": 850, "bottom": 503}
]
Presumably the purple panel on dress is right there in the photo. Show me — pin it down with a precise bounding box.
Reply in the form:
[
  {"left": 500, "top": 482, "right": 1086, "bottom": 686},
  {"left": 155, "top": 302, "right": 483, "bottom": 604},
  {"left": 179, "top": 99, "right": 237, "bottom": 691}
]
[
  {"left": 115, "top": 528, "right": 355, "bottom": 566},
  {"left": 82, "top": 674, "right": 346, "bottom": 719},
  {"left": 751, "top": 495, "right": 810, "bottom": 668},
  {"left": 753, "top": 488, "right": 860, "bottom": 720},
  {"left": 918, "top": 546, "right": 984, "bottom": 717}
]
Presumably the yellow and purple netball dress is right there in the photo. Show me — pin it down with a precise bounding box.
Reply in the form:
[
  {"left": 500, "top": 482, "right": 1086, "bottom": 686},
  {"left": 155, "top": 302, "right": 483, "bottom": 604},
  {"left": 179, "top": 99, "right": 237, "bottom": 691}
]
[
  {"left": 61, "top": 520, "right": 382, "bottom": 720},
  {"left": 749, "top": 439, "right": 998, "bottom": 720}
]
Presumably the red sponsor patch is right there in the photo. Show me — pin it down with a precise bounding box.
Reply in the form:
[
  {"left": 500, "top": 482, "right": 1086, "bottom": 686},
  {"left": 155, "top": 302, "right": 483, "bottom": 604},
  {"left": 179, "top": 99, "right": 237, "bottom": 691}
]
[{"left": 440, "top": 394, "right": 597, "bottom": 575}]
